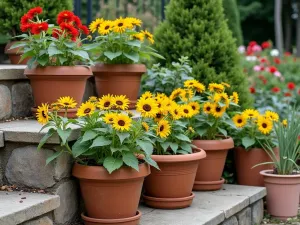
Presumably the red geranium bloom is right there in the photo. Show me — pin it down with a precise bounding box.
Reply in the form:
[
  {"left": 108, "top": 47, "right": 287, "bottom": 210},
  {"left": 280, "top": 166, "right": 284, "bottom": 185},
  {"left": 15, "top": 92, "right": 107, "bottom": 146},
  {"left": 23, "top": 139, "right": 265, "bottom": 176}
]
[
  {"left": 260, "top": 66, "right": 265, "bottom": 71},
  {"left": 57, "top": 10, "right": 74, "bottom": 25},
  {"left": 287, "top": 82, "right": 296, "bottom": 90},
  {"left": 20, "top": 24, "right": 33, "bottom": 32},
  {"left": 27, "top": 7, "right": 43, "bottom": 18},
  {"left": 261, "top": 41, "right": 271, "bottom": 49},
  {"left": 284, "top": 92, "right": 292, "bottom": 97},
  {"left": 274, "top": 57, "right": 281, "bottom": 64},
  {"left": 52, "top": 28, "right": 62, "bottom": 39},
  {"left": 73, "top": 15, "right": 82, "bottom": 27},
  {"left": 284, "top": 52, "right": 291, "bottom": 56},
  {"left": 21, "top": 14, "right": 32, "bottom": 25},
  {"left": 249, "top": 87, "right": 256, "bottom": 93},
  {"left": 60, "top": 22, "right": 79, "bottom": 41},
  {"left": 249, "top": 41, "right": 257, "bottom": 47},
  {"left": 31, "top": 22, "right": 49, "bottom": 35},
  {"left": 272, "top": 87, "right": 280, "bottom": 93},
  {"left": 79, "top": 25, "right": 89, "bottom": 35},
  {"left": 260, "top": 58, "right": 268, "bottom": 64},
  {"left": 269, "top": 66, "right": 277, "bottom": 73}
]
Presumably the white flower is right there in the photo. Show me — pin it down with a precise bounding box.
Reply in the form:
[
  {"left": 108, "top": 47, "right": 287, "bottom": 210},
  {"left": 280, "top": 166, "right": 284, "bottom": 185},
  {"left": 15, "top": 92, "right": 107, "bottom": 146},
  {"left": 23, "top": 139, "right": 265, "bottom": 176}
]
[
  {"left": 270, "top": 49, "right": 279, "bottom": 57},
  {"left": 246, "top": 56, "right": 257, "bottom": 61},
  {"left": 238, "top": 45, "right": 245, "bottom": 54}
]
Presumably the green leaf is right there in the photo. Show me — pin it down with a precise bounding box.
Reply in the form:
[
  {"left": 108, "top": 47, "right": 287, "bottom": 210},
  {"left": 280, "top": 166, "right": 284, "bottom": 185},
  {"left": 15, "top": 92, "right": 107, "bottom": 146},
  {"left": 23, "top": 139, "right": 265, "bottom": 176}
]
[
  {"left": 196, "top": 127, "right": 207, "bottom": 137},
  {"left": 218, "top": 127, "right": 227, "bottom": 137},
  {"left": 104, "top": 51, "right": 122, "bottom": 60},
  {"left": 170, "top": 142, "right": 178, "bottom": 153},
  {"left": 177, "top": 150, "right": 190, "bottom": 155},
  {"left": 48, "top": 46, "right": 63, "bottom": 56},
  {"left": 148, "top": 51, "right": 165, "bottom": 60},
  {"left": 160, "top": 141, "right": 171, "bottom": 151},
  {"left": 123, "top": 52, "right": 139, "bottom": 62},
  {"left": 103, "top": 156, "right": 123, "bottom": 174},
  {"left": 46, "top": 150, "right": 63, "bottom": 165},
  {"left": 82, "top": 43, "right": 99, "bottom": 50},
  {"left": 58, "top": 56, "right": 67, "bottom": 65},
  {"left": 93, "top": 128, "right": 108, "bottom": 133},
  {"left": 137, "top": 140, "right": 153, "bottom": 156},
  {"left": 70, "top": 50, "right": 90, "bottom": 60},
  {"left": 110, "top": 146, "right": 129, "bottom": 153},
  {"left": 27, "top": 56, "right": 37, "bottom": 69},
  {"left": 81, "top": 130, "right": 98, "bottom": 143},
  {"left": 116, "top": 132, "right": 130, "bottom": 144},
  {"left": 144, "top": 156, "right": 160, "bottom": 170},
  {"left": 90, "top": 136, "right": 112, "bottom": 148},
  {"left": 126, "top": 40, "right": 141, "bottom": 47},
  {"left": 37, "top": 54, "right": 49, "bottom": 66},
  {"left": 122, "top": 152, "right": 139, "bottom": 171},
  {"left": 175, "top": 134, "right": 191, "bottom": 142},
  {"left": 242, "top": 137, "right": 256, "bottom": 149},
  {"left": 38, "top": 128, "right": 56, "bottom": 150},
  {"left": 9, "top": 42, "right": 27, "bottom": 50},
  {"left": 180, "top": 142, "right": 192, "bottom": 153},
  {"left": 64, "top": 42, "right": 76, "bottom": 48},
  {"left": 72, "top": 137, "right": 92, "bottom": 157},
  {"left": 57, "top": 128, "right": 72, "bottom": 145}
]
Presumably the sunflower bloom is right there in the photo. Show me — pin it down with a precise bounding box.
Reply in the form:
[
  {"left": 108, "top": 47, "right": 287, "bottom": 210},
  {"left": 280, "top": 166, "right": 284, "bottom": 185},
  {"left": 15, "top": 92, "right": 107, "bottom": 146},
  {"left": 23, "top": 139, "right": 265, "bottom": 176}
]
[
  {"left": 97, "top": 94, "right": 114, "bottom": 110},
  {"left": 188, "top": 102, "right": 200, "bottom": 115},
  {"left": 184, "top": 80, "right": 199, "bottom": 88},
  {"left": 156, "top": 98, "right": 170, "bottom": 115},
  {"left": 89, "top": 18, "right": 104, "bottom": 33},
  {"left": 194, "top": 82, "right": 206, "bottom": 93},
  {"left": 203, "top": 102, "right": 213, "bottom": 114},
  {"left": 98, "top": 20, "right": 113, "bottom": 35},
  {"left": 232, "top": 114, "right": 247, "bottom": 128},
  {"left": 208, "top": 83, "right": 225, "bottom": 93},
  {"left": 113, "top": 17, "right": 130, "bottom": 33},
  {"left": 132, "top": 32, "right": 145, "bottom": 42},
  {"left": 211, "top": 103, "right": 226, "bottom": 118},
  {"left": 103, "top": 112, "right": 117, "bottom": 124},
  {"left": 57, "top": 96, "right": 77, "bottom": 109},
  {"left": 170, "top": 88, "right": 185, "bottom": 101},
  {"left": 36, "top": 103, "right": 49, "bottom": 124},
  {"left": 136, "top": 97, "right": 159, "bottom": 118},
  {"left": 221, "top": 82, "right": 231, "bottom": 88},
  {"left": 88, "top": 96, "right": 98, "bottom": 103},
  {"left": 77, "top": 101, "right": 96, "bottom": 117},
  {"left": 142, "top": 30, "right": 154, "bottom": 44},
  {"left": 156, "top": 119, "right": 171, "bottom": 138},
  {"left": 125, "top": 17, "right": 142, "bottom": 27},
  {"left": 113, "top": 95, "right": 130, "bottom": 110},
  {"left": 181, "top": 104, "right": 194, "bottom": 118},
  {"left": 142, "top": 122, "right": 149, "bottom": 131},
  {"left": 112, "top": 114, "right": 132, "bottom": 131},
  {"left": 230, "top": 92, "right": 239, "bottom": 104},
  {"left": 265, "top": 110, "right": 279, "bottom": 122},
  {"left": 169, "top": 103, "right": 183, "bottom": 120},
  {"left": 51, "top": 102, "right": 61, "bottom": 111},
  {"left": 257, "top": 116, "right": 273, "bottom": 135},
  {"left": 242, "top": 109, "right": 259, "bottom": 119},
  {"left": 140, "top": 91, "right": 153, "bottom": 100},
  {"left": 282, "top": 119, "right": 288, "bottom": 127}
]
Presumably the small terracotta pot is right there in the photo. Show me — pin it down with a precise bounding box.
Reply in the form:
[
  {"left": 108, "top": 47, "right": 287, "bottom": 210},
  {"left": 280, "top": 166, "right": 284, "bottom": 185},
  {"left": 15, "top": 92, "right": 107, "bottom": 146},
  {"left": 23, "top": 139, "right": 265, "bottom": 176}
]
[
  {"left": 81, "top": 211, "right": 141, "bottom": 225},
  {"left": 5, "top": 41, "right": 29, "bottom": 65},
  {"left": 73, "top": 163, "right": 150, "bottom": 219},
  {"left": 261, "top": 170, "right": 300, "bottom": 220},
  {"left": 235, "top": 147, "right": 278, "bottom": 186},
  {"left": 142, "top": 148, "right": 206, "bottom": 209},
  {"left": 92, "top": 64, "right": 146, "bottom": 109},
  {"left": 31, "top": 107, "right": 77, "bottom": 119},
  {"left": 24, "top": 66, "right": 92, "bottom": 107},
  {"left": 192, "top": 137, "right": 234, "bottom": 191}
]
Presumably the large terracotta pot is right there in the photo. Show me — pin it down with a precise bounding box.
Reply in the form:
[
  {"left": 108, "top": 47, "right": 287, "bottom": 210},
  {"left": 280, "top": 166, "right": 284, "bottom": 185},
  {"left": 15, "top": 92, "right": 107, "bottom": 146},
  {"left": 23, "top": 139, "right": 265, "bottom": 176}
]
[
  {"left": 24, "top": 66, "right": 92, "bottom": 107},
  {"left": 73, "top": 162, "right": 150, "bottom": 224},
  {"left": 5, "top": 41, "right": 29, "bottom": 65},
  {"left": 235, "top": 147, "right": 278, "bottom": 186},
  {"left": 261, "top": 170, "right": 300, "bottom": 220},
  {"left": 92, "top": 64, "right": 146, "bottom": 109},
  {"left": 192, "top": 137, "right": 234, "bottom": 191},
  {"left": 142, "top": 148, "right": 206, "bottom": 209}
]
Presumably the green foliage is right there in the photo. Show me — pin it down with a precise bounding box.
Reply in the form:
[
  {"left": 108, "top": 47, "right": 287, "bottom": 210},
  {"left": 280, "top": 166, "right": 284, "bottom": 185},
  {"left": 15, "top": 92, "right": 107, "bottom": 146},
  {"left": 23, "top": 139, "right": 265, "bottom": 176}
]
[
  {"left": 0, "top": 0, "right": 73, "bottom": 36},
  {"left": 154, "top": 0, "right": 253, "bottom": 109},
  {"left": 222, "top": 0, "right": 243, "bottom": 46}
]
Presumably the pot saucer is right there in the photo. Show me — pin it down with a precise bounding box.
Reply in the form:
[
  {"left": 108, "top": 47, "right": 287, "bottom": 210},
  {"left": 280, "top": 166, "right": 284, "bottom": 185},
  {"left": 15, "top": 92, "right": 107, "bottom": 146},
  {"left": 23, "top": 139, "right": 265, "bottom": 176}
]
[
  {"left": 143, "top": 192, "right": 195, "bottom": 209},
  {"left": 81, "top": 211, "right": 141, "bottom": 225},
  {"left": 31, "top": 107, "right": 78, "bottom": 119},
  {"left": 193, "top": 178, "right": 225, "bottom": 191}
]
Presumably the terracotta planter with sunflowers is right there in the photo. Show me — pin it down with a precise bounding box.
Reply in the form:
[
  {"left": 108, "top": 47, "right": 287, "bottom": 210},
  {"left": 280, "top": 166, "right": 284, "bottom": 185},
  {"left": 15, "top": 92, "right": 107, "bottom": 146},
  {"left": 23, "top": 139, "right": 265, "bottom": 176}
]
[{"left": 89, "top": 17, "right": 163, "bottom": 109}]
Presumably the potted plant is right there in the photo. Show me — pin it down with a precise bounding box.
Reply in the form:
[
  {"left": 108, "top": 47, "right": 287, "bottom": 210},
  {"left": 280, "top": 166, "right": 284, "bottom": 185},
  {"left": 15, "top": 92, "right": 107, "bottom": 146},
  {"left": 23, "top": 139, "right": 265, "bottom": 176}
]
[
  {"left": 9, "top": 7, "right": 92, "bottom": 115},
  {"left": 231, "top": 109, "right": 279, "bottom": 186},
  {"left": 0, "top": 0, "right": 73, "bottom": 64},
  {"left": 177, "top": 80, "right": 236, "bottom": 191},
  {"left": 136, "top": 91, "right": 206, "bottom": 209},
  {"left": 258, "top": 109, "right": 300, "bottom": 220},
  {"left": 37, "top": 94, "right": 158, "bottom": 225},
  {"left": 89, "top": 17, "right": 164, "bottom": 109}
]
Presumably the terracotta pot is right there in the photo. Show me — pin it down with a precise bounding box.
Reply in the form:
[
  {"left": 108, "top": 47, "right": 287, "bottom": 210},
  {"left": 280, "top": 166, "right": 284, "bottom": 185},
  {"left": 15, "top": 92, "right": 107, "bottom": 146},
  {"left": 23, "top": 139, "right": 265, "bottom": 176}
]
[
  {"left": 261, "top": 170, "right": 300, "bottom": 220},
  {"left": 81, "top": 211, "right": 141, "bottom": 225},
  {"left": 192, "top": 137, "right": 234, "bottom": 191},
  {"left": 92, "top": 64, "right": 146, "bottom": 109},
  {"left": 24, "top": 66, "right": 92, "bottom": 107},
  {"left": 142, "top": 148, "right": 206, "bottom": 209},
  {"left": 31, "top": 107, "right": 77, "bottom": 119},
  {"left": 235, "top": 147, "right": 278, "bottom": 186},
  {"left": 72, "top": 163, "right": 150, "bottom": 219},
  {"left": 5, "top": 41, "right": 29, "bottom": 65}
]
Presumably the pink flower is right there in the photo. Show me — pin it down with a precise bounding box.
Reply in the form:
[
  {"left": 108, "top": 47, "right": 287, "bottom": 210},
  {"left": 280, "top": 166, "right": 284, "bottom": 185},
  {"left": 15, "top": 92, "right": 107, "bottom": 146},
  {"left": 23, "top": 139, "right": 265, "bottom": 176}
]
[
  {"left": 274, "top": 71, "right": 282, "bottom": 77},
  {"left": 252, "top": 45, "right": 262, "bottom": 52},
  {"left": 253, "top": 65, "right": 261, "bottom": 72}
]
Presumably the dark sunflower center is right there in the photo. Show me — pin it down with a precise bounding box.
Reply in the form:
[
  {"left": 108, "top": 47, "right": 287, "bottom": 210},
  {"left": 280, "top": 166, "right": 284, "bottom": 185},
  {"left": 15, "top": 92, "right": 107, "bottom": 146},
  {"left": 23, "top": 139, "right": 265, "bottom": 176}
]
[
  {"left": 104, "top": 101, "right": 110, "bottom": 107},
  {"left": 116, "top": 100, "right": 123, "bottom": 106},
  {"left": 118, "top": 120, "right": 125, "bottom": 126},
  {"left": 160, "top": 125, "right": 164, "bottom": 132},
  {"left": 174, "top": 110, "right": 178, "bottom": 115},
  {"left": 249, "top": 114, "right": 253, "bottom": 117},
  {"left": 84, "top": 108, "right": 91, "bottom": 114},
  {"left": 143, "top": 104, "right": 151, "bottom": 112},
  {"left": 189, "top": 82, "right": 193, "bottom": 85},
  {"left": 192, "top": 106, "right": 196, "bottom": 110},
  {"left": 184, "top": 109, "right": 189, "bottom": 114},
  {"left": 216, "top": 107, "right": 221, "bottom": 112},
  {"left": 158, "top": 103, "right": 161, "bottom": 108},
  {"left": 237, "top": 119, "right": 242, "bottom": 123},
  {"left": 156, "top": 113, "right": 162, "bottom": 119},
  {"left": 206, "top": 107, "right": 211, "bottom": 111},
  {"left": 118, "top": 23, "right": 123, "bottom": 27},
  {"left": 64, "top": 102, "right": 70, "bottom": 105},
  {"left": 262, "top": 123, "right": 267, "bottom": 128},
  {"left": 42, "top": 111, "right": 47, "bottom": 118},
  {"left": 105, "top": 25, "right": 110, "bottom": 30},
  {"left": 109, "top": 118, "right": 113, "bottom": 121}
]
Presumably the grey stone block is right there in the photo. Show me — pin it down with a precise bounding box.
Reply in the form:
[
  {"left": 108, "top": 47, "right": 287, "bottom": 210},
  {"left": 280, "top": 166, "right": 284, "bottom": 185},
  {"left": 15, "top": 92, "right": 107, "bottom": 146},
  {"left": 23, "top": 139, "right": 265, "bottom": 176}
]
[
  {"left": 0, "top": 131, "right": 3, "bottom": 147},
  {"left": 54, "top": 180, "right": 78, "bottom": 224},
  {"left": 237, "top": 207, "right": 251, "bottom": 225},
  {"left": 5, "top": 145, "right": 56, "bottom": 189},
  {"left": 11, "top": 82, "right": 34, "bottom": 117},
  {"left": 251, "top": 200, "right": 264, "bottom": 225},
  {"left": 0, "top": 84, "right": 12, "bottom": 120},
  {"left": 0, "top": 65, "right": 27, "bottom": 80},
  {"left": 22, "top": 216, "right": 53, "bottom": 225},
  {"left": 222, "top": 216, "right": 238, "bottom": 225},
  {"left": 54, "top": 152, "right": 73, "bottom": 181}
]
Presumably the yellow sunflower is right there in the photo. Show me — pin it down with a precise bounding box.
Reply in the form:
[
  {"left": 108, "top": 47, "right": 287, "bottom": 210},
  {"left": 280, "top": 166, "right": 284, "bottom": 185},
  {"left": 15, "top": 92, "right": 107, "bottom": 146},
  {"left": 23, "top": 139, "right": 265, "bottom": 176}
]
[
  {"left": 257, "top": 116, "right": 273, "bottom": 135},
  {"left": 242, "top": 109, "right": 259, "bottom": 119},
  {"left": 232, "top": 114, "right": 247, "bottom": 128},
  {"left": 282, "top": 119, "right": 288, "bottom": 127},
  {"left": 156, "top": 98, "right": 170, "bottom": 115},
  {"left": 89, "top": 18, "right": 104, "bottom": 33},
  {"left": 170, "top": 88, "right": 185, "bottom": 100},
  {"left": 125, "top": 17, "right": 142, "bottom": 27},
  {"left": 169, "top": 103, "right": 183, "bottom": 120},
  {"left": 57, "top": 96, "right": 77, "bottom": 109},
  {"left": 103, "top": 112, "right": 117, "bottom": 124},
  {"left": 219, "top": 93, "right": 230, "bottom": 106},
  {"left": 76, "top": 101, "right": 96, "bottom": 117},
  {"left": 194, "top": 82, "right": 206, "bottom": 93},
  {"left": 113, "top": 17, "right": 130, "bottom": 33},
  {"left": 142, "top": 122, "right": 149, "bottom": 131},
  {"left": 112, "top": 114, "right": 132, "bottom": 131},
  {"left": 140, "top": 91, "right": 153, "bottom": 100},
  {"left": 88, "top": 96, "right": 98, "bottom": 103},
  {"left": 156, "top": 93, "right": 167, "bottom": 100},
  {"left": 50, "top": 102, "right": 61, "bottom": 111},
  {"left": 230, "top": 92, "right": 239, "bottom": 104},
  {"left": 211, "top": 103, "right": 226, "bottom": 118},
  {"left": 97, "top": 94, "right": 114, "bottom": 110},
  {"left": 142, "top": 30, "right": 154, "bottom": 44},
  {"left": 181, "top": 104, "right": 194, "bottom": 118},
  {"left": 265, "top": 110, "right": 279, "bottom": 122},
  {"left": 156, "top": 119, "right": 171, "bottom": 138},
  {"left": 203, "top": 102, "right": 213, "bottom": 114},
  {"left": 98, "top": 20, "right": 113, "bottom": 35},
  {"left": 113, "top": 95, "right": 129, "bottom": 110},
  {"left": 132, "top": 32, "right": 145, "bottom": 42},
  {"left": 36, "top": 103, "right": 49, "bottom": 124},
  {"left": 136, "top": 97, "right": 159, "bottom": 118},
  {"left": 221, "top": 82, "right": 231, "bottom": 88},
  {"left": 208, "top": 83, "right": 225, "bottom": 93},
  {"left": 184, "top": 80, "right": 199, "bottom": 88},
  {"left": 154, "top": 112, "right": 164, "bottom": 122},
  {"left": 188, "top": 102, "right": 200, "bottom": 115}
]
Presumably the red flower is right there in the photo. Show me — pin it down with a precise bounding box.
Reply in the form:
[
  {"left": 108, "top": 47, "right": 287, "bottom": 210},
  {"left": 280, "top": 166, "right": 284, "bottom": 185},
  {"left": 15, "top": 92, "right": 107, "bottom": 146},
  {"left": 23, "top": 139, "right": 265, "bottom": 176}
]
[
  {"left": 79, "top": 25, "right": 89, "bottom": 35},
  {"left": 260, "top": 66, "right": 265, "bottom": 71},
  {"left": 272, "top": 87, "right": 280, "bottom": 93},
  {"left": 20, "top": 24, "right": 33, "bottom": 32},
  {"left": 27, "top": 7, "right": 43, "bottom": 18},
  {"left": 249, "top": 87, "right": 256, "bottom": 93},
  {"left": 73, "top": 15, "right": 82, "bottom": 27},
  {"left": 57, "top": 10, "right": 74, "bottom": 25},
  {"left": 298, "top": 89, "right": 300, "bottom": 95},
  {"left": 284, "top": 92, "right": 292, "bottom": 97},
  {"left": 284, "top": 52, "right": 291, "bottom": 56},
  {"left": 287, "top": 82, "right": 295, "bottom": 90},
  {"left": 60, "top": 22, "right": 79, "bottom": 41},
  {"left": 261, "top": 41, "right": 271, "bottom": 49},
  {"left": 249, "top": 41, "right": 257, "bottom": 47},
  {"left": 31, "top": 22, "right": 48, "bottom": 35},
  {"left": 269, "top": 66, "right": 277, "bottom": 73},
  {"left": 274, "top": 57, "right": 281, "bottom": 65},
  {"left": 52, "top": 28, "right": 62, "bottom": 39},
  {"left": 21, "top": 14, "right": 32, "bottom": 25},
  {"left": 260, "top": 58, "right": 268, "bottom": 64}
]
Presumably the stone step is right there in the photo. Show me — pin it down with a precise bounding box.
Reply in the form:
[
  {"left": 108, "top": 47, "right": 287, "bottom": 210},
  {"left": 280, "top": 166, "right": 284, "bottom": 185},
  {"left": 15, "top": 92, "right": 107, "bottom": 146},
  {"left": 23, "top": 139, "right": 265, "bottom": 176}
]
[
  {"left": 0, "top": 191, "right": 60, "bottom": 225},
  {"left": 139, "top": 184, "right": 266, "bottom": 225}
]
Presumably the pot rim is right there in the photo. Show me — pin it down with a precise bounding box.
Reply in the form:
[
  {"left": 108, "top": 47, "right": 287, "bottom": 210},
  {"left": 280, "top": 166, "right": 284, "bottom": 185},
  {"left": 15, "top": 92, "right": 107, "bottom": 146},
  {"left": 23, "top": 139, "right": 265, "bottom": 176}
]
[
  {"left": 192, "top": 137, "right": 234, "bottom": 150},
  {"left": 24, "top": 65, "right": 93, "bottom": 76},
  {"left": 260, "top": 169, "right": 300, "bottom": 178},
  {"left": 81, "top": 210, "right": 141, "bottom": 223},
  {"left": 92, "top": 63, "right": 146, "bottom": 72},
  {"left": 148, "top": 148, "right": 206, "bottom": 162}
]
